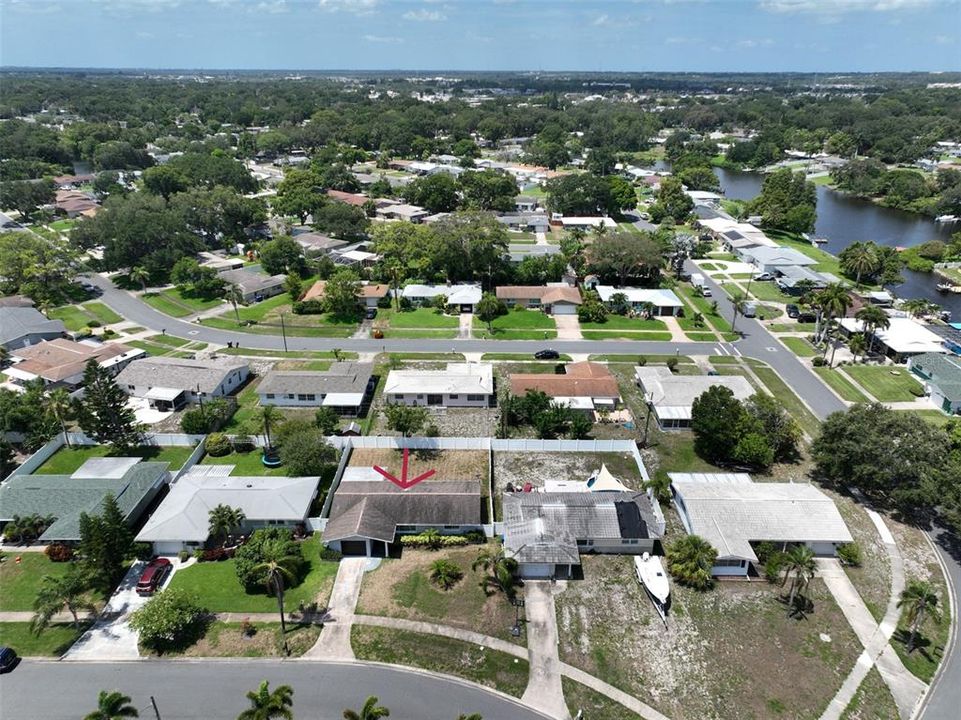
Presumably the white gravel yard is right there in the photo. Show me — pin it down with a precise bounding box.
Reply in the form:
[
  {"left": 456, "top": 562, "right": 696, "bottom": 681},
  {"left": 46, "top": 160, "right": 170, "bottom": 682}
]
[{"left": 492, "top": 451, "right": 641, "bottom": 495}]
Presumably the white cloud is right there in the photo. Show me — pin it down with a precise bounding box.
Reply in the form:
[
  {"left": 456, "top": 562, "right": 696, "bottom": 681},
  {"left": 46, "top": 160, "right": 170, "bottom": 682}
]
[
  {"left": 403, "top": 8, "right": 446, "bottom": 21},
  {"left": 319, "top": 0, "right": 379, "bottom": 15},
  {"left": 736, "top": 38, "right": 775, "bottom": 48},
  {"left": 257, "top": 0, "right": 288, "bottom": 12},
  {"left": 592, "top": 13, "right": 611, "bottom": 26},
  {"left": 6, "top": 0, "right": 63, "bottom": 14},
  {"left": 363, "top": 33, "right": 403, "bottom": 43},
  {"left": 760, "top": 0, "right": 939, "bottom": 13},
  {"left": 934, "top": 34, "right": 955, "bottom": 43},
  {"left": 665, "top": 36, "right": 697, "bottom": 44}
]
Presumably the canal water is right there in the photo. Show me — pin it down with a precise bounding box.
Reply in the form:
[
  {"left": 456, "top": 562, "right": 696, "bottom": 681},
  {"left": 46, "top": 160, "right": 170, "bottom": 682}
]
[{"left": 713, "top": 168, "right": 959, "bottom": 316}]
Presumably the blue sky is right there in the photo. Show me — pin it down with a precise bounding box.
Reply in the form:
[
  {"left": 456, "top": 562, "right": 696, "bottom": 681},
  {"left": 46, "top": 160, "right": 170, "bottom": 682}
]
[{"left": 1, "top": 0, "right": 958, "bottom": 72}]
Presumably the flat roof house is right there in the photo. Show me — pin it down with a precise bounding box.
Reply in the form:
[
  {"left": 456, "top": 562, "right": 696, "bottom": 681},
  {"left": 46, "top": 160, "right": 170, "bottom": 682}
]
[
  {"left": 115, "top": 357, "right": 250, "bottom": 412},
  {"left": 323, "top": 475, "right": 482, "bottom": 557},
  {"left": 594, "top": 286, "right": 684, "bottom": 316},
  {"left": 217, "top": 268, "right": 285, "bottom": 303},
  {"left": 4, "top": 339, "right": 144, "bottom": 391},
  {"left": 495, "top": 285, "right": 582, "bottom": 315},
  {"left": 908, "top": 352, "right": 961, "bottom": 415},
  {"left": 510, "top": 361, "right": 620, "bottom": 412},
  {"left": 635, "top": 367, "right": 755, "bottom": 429},
  {"left": 0, "top": 307, "right": 66, "bottom": 351},
  {"left": 503, "top": 490, "right": 663, "bottom": 579},
  {"left": 838, "top": 316, "right": 946, "bottom": 361},
  {"left": 669, "top": 474, "right": 853, "bottom": 576},
  {"left": 400, "top": 284, "right": 482, "bottom": 313},
  {"left": 257, "top": 363, "right": 375, "bottom": 414},
  {"left": 741, "top": 246, "right": 817, "bottom": 274},
  {"left": 385, "top": 363, "right": 494, "bottom": 408},
  {"left": 0, "top": 458, "right": 169, "bottom": 543},
  {"left": 136, "top": 465, "right": 320, "bottom": 555}
]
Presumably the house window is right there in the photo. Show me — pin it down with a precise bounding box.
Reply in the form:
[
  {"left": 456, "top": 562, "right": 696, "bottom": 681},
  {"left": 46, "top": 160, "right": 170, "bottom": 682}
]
[
  {"left": 266, "top": 393, "right": 275, "bottom": 399},
  {"left": 622, "top": 538, "right": 639, "bottom": 545},
  {"left": 287, "top": 393, "right": 295, "bottom": 399},
  {"left": 297, "top": 394, "right": 314, "bottom": 401},
  {"left": 529, "top": 299, "right": 541, "bottom": 307},
  {"left": 714, "top": 558, "right": 744, "bottom": 567},
  {"left": 449, "top": 394, "right": 459, "bottom": 400},
  {"left": 467, "top": 394, "right": 485, "bottom": 402},
  {"left": 128, "top": 385, "right": 135, "bottom": 390}
]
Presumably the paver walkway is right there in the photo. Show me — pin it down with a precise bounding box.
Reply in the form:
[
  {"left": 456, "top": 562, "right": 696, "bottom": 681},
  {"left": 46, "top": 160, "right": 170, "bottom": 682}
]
[
  {"left": 303, "top": 556, "right": 367, "bottom": 660},
  {"left": 817, "top": 508, "right": 927, "bottom": 720},
  {"left": 521, "top": 582, "right": 570, "bottom": 720}
]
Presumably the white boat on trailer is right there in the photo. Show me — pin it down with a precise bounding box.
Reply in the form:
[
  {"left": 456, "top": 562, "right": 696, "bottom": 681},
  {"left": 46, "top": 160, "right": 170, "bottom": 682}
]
[{"left": 634, "top": 552, "right": 670, "bottom": 622}]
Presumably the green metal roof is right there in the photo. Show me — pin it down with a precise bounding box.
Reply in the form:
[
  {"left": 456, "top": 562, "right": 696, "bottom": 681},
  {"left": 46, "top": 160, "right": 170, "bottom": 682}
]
[
  {"left": 912, "top": 353, "right": 961, "bottom": 402},
  {"left": 0, "top": 462, "right": 169, "bottom": 541}
]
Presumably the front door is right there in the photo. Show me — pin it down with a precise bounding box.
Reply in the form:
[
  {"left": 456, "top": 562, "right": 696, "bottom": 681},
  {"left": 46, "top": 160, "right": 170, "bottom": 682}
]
[{"left": 427, "top": 394, "right": 443, "bottom": 406}]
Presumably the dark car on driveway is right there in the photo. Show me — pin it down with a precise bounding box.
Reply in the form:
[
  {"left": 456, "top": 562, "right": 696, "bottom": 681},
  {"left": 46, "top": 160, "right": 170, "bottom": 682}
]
[
  {"left": 0, "top": 646, "right": 18, "bottom": 673},
  {"left": 364, "top": 307, "right": 377, "bottom": 320},
  {"left": 786, "top": 304, "right": 800, "bottom": 318},
  {"left": 136, "top": 557, "right": 172, "bottom": 596},
  {"left": 534, "top": 349, "right": 560, "bottom": 360}
]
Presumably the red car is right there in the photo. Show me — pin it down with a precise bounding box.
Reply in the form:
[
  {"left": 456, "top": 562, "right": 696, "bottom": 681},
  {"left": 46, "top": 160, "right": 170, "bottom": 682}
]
[{"left": 136, "top": 558, "right": 172, "bottom": 596}]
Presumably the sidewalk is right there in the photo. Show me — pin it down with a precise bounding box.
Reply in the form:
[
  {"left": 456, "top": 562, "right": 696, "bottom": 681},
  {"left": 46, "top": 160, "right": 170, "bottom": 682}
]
[
  {"left": 303, "top": 557, "right": 367, "bottom": 660},
  {"left": 521, "top": 582, "right": 570, "bottom": 720}
]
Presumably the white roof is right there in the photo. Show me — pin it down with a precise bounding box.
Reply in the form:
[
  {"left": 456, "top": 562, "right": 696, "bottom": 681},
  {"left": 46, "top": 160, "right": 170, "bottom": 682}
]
[
  {"left": 560, "top": 216, "right": 617, "bottom": 229},
  {"left": 71, "top": 457, "right": 141, "bottom": 480},
  {"left": 553, "top": 396, "right": 596, "bottom": 410},
  {"left": 594, "top": 286, "right": 683, "bottom": 307},
  {"left": 136, "top": 469, "right": 318, "bottom": 543},
  {"left": 742, "top": 245, "right": 816, "bottom": 267},
  {"left": 385, "top": 362, "right": 493, "bottom": 396},
  {"left": 839, "top": 316, "right": 944, "bottom": 355},
  {"left": 145, "top": 386, "right": 185, "bottom": 401},
  {"left": 671, "top": 480, "right": 853, "bottom": 562},
  {"left": 401, "top": 284, "right": 482, "bottom": 305},
  {"left": 635, "top": 366, "right": 754, "bottom": 420},
  {"left": 668, "top": 472, "right": 753, "bottom": 485},
  {"left": 322, "top": 392, "right": 366, "bottom": 406}
]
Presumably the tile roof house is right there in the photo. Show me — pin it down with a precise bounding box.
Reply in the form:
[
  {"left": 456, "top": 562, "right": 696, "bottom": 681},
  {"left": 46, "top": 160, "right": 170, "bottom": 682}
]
[
  {"left": 257, "top": 362, "right": 375, "bottom": 414},
  {"left": 326, "top": 189, "right": 370, "bottom": 207},
  {"left": 908, "top": 352, "right": 961, "bottom": 415},
  {"left": 115, "top": 357, "right": 250, "bottom": 411},
  {"left": 217, "top": 268, "right": 285, "bottom": 303},
  {"left": 495, "top": 285, "right": 582, "bottom": 315},
  {"left": 503, "top": 490, "right": 662, "bottom": 579},
  {"left": 136, "top": 465, "right": 320, "bottom": 554},
  {"left": 4, "top": 339, "right": 144, "bottom": 390},
  {"left": 385, "top": 363, "right": 494, "bottom": 407},
  {"left": 0, "top": 307, "right": 66, "bottom": 351},
  {"left": 635, "top": 367, "right": 755, "bottom": 428},
  {"left": 510, "top": 361, "right": 620, "bottom": 412},
  {"left": 300, "top": 281, "right": 389, "bottom": 308},
  {"left": 323, "top": 475, "right": 482, "bottom": 556},
  {"left": 670, "top": 475, "right": 853, "bottom": 576},
  {"left": 375, "top": 203, "right": 429, "bottom": 223},
  {"left": 0, "top": 458, "right": 169, "bottom": 542}
]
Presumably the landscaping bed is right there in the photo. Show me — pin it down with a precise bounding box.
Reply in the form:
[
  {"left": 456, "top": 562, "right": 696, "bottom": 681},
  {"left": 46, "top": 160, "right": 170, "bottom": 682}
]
[
  {"left": 555, "top": 555, "right": 861, "bottom": 720},
  {"left": 351, "top": 626, "right": 530, "bottom": 698},
  {"left": 356, "top": 546, "right": 521, "bottom": 643},
  {"left": 34, "top": 444, "right": 195, "bottom": 475},
  {"left": 170, "top": 621, "right": 320, "bottom": 658}
]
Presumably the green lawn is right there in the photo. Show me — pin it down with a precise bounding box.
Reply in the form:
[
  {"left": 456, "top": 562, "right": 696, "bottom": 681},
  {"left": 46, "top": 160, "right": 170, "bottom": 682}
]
[
  {"left": 0, "top": 554, "right": 74, "bottom": 610},
  {"left": 47, "top": 305, "right": 95, "bottom": 332},
  {"left": 474, "top": 310, "right": 556, "bottom": 339},
  {"left": 686, "top": 332, "right": 720, "bottom": 342},
  {"left": 780, "top": 337, "right": 818, "bottom": 357},
  {"left": 126, "top": 340, "right": 194, "bottom": 358},
  {"left": 752, "top": 366, "right": 821, "bottom": 438},
  {"left": 167, "top": 534, "right": 337, "bottom": 613},
  {"left": 351, "top": 626, "right": 529, "bottom": 699},
  {"left": 582, "top": 331, "right": 672, "bottom": 341},
  {"left": 898, "top": 409, "right": 953, "bottom": 427},
  {"left": 143, "top": 289, "right": 223, "bottom": 318},
  {"left": 48, "top": 219, "right": 76, "bottom": 232},
  {"left": 564, "top": 678, "right": 644, "bottom": 720},
  {"left": 769, "top": 323, "right": 817, "bottom": 333},
  {"left": 81, "top": 302, "right": 123, "bottom": 324},
  {"left": 842, "top": 366, "right": 923, "bottom": 402},
  {"left": 383, "top": 307, "right": 459, "bottom": 329},
  {"left": 814, "top": 368, "right": 871, "bottom": 403},
  {"left": 199, "top": 449, "right": 287, "bottom": 476},
  {"left": 745, "top": 282, "right": 795, "bottom": 304},
  {"left": 201, "top": 316, "right": 357, "bottom": 338},
  {"left": 0, "top": 622, "right": 90, "bottom": 657},
  {"left": 581, "top": 315, "right": 667, "bottom": 332},
  {"left": 147, "top": 334, "right": 190, "bottom": 347},
  {"left": 676, "top": 285, "right": 732, "bottom": 333},
  {"left": 34, "top": 445, "right": 195, "bottom": 475}
]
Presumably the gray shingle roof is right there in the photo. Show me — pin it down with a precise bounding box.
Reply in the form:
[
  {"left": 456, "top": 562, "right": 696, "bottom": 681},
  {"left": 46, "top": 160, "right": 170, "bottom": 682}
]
[
  {"left": 218, "top": 268, "right": 285, "bottom": 294},
  {"left": 910, "top": 352, "right": 961, "bottom": 401},
  {"left": 258, "top": 363, "right": 373, "bottom": 397},
  {"left": 0, "top": 461, "right": 169, "bottom": 541},
  {"left": 115, "top": 356, "right": 248, "bottom": 394},
  {"left": 0, "top": 307, "right": 66, "bottom": 347}
]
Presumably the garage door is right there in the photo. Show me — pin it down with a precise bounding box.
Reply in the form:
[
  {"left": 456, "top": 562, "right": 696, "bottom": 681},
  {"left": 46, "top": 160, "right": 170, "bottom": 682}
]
[
  {"left": 552, "top": 304, "right": 576, "bottom": 315},
  {"left": 521, "top": 563, "right": 553, "bottom": 578},
  {"left": 339, "top": 540, "right": 368, "bottom": 556}
]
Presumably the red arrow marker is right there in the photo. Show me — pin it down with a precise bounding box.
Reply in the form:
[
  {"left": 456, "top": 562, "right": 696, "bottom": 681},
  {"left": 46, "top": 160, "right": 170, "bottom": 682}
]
[{"left": 373, "top": 447, "right": 436, "bottom": 489}]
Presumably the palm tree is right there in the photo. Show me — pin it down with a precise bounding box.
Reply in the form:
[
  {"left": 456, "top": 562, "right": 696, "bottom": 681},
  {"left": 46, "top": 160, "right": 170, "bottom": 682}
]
[
  {"left": 223, "top": 283, "right": 245, "bottom": 324},
  {"left": 420, "top": 527, "right": 442, "bottom": 550},
  {"left": 253, "top": 539, "right": 301, "bottom": 635},
  {"left": 901, "top": 298, "right": 929, "bottom": 318},
  {"left": 843, "top": 242, "right": 879, "bottom": 288},
  {"left": 639, "top": 301, "right": 656, "bottom": 320},
  {"left": 430, "top": 559, "right": 464, "bottom": 590},
  {"left": 343, "top": 696, "right": 390, "bottom": 720},
  {"left": 898, "top": 580, "right": 941, "bottom": 653},
  {"left": 128, "top": 266, "right": 150, "bottom": 294},
  {"left": 83, "top": 690, "right": 139, "bottom": 720},
  {"left": 855, "top": 304, "right": 890, "bottom": 358},
  {"left": 848, "top": 333, "right": 867, "bottom": 364},
  {"left": 665, "top": 534, "right": 717, "bottom": 590},
  {"left": 691, "top": 312, "right": 704, "bottom": 328},
  {"left": 208, "top": 504, "right": 247, "bottom": 547},
  {"left": 815, "top": 284, "right": 851, "bottom": 364},
  {"left": 44, "top": 388, "right": 74, "bottom": 448},
  {"left": 32, "top": 568, "right": 94, "bottom": 633},
  {"left": 471, "top": 546, "right": 519, "bottom": 598},
  {"left": 780, "top": 545, "right": 816, "bottom": 616},
  {"left": 256, "top": 404, "right": 280, "bottom": 450},
  {"left": 729, "top": 293, "right": 748, "bottom": 335},
  {"left": 237, "top": 680, "right": 294, "bottom": 720}
]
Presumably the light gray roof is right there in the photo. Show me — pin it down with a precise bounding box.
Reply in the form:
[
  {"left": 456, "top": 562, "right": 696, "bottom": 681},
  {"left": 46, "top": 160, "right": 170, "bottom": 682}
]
[
  {"left": 136, "top": 468, "right": 319, "bottom": 543},
  {"left": 671, "top": 480, "right": 853, "bottom": 562},
  {"left": 115, "top": 356, "right": 248, "bottom": 394},
  {"left": 385, "top": 363, "right": 493, "bottom": 396},
  {"left": 218, "top": 268, "right": 285, "bottom": 294},
  {"left": 0, "top": 307, "right": 66, "bottom": 347},
  {"left": 742, "top": 246, "right": 816, "bottom": 267},
  {"left": 910, "top": 352, "right": 961, "bottom": 401},
  {"left": 635, "top": 367, "right": 755, "bottom": 420},
  {"left": 401, "top": 284, "right": 482, "bottom": 305},
  {"left": 0, "top": 461, "right": 168, "bottom": 541},
  {"left": 324, "top": 480, "right": 481, "bottom": 544},
  {"left": 258, "top": 363, "right": 373, "bottom": 397},
  {"left": 503, "top": 491, "right": 660, "bottom": 565}
]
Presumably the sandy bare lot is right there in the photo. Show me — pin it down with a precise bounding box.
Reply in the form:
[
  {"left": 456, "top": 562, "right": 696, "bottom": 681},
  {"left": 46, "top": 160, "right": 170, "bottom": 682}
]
[
  {"left": 348, "top": 447, "right": 489, "bottom": 482},
  {"left": 491, "top": 451, "right": 641, "bottom": 494}
]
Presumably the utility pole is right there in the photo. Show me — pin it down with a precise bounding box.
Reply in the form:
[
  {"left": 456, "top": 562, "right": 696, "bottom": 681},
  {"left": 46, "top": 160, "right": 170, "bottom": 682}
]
[
  {"left": 642, "top": 394, "right": 655, "bottom": 447},
  {"left": 280, "top": 312, "right": 288, "bottom": 353},
  {"left": 150, "top": 696, "right": 162, "bottom": 720}
]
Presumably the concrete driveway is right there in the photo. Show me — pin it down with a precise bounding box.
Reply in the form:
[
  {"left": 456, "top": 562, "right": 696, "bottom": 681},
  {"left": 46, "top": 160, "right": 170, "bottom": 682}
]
[
  {"left": 554, "top": 314, "right": 582, "bottom": 340},
  {"left": 64, "top": 560, "right": 177, "bottom": 661}
]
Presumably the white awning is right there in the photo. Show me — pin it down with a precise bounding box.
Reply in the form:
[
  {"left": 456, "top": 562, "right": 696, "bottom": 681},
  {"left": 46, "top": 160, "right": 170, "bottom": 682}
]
[
  {"left": 322, "top": 392, "right": 365, "bottom": 407},
  {"left": 2, "top": 367, "right": 38, "bottom": 382},
  {"left": 145, "top": 386, "right": 185, "bottom": 401}
]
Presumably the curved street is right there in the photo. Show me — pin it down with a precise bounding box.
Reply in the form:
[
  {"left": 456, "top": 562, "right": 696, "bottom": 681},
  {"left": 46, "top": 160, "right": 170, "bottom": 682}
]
[{"left": 0, "top": 660, "right": 547, "bottom": 720}]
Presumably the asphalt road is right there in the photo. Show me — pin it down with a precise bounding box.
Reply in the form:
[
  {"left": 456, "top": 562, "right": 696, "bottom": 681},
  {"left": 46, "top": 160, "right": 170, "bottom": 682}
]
[{"left": 0, "top": 660, "right": 548, "bottom": 720}]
